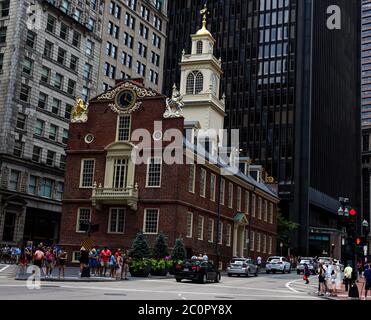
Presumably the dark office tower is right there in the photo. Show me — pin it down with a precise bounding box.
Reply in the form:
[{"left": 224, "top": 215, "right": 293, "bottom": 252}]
[{"left": 164, "top": 0, "right": 361, "bottom": 256}]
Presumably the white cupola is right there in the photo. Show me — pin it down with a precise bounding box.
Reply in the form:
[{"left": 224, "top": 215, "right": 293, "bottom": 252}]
[{"left": 179, "top": 4, "right": 225, "bottom": 155}]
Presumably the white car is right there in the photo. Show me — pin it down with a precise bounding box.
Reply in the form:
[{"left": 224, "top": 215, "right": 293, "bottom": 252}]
[{"left": 266, "top": 256, "right": 291, "bottom": 274}]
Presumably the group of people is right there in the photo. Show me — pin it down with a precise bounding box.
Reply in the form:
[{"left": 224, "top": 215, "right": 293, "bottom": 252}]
[
  {"left": 0, "top": 245, "right": 22, "bottom": 264},
  {"left": 191, "top": 253, "right": 209, "bottom": 261},
  {"left": 79, "top": 246, "right": 131, "bottom": 280},
  {"left": 315, "top": 260, "right": 343, "bottom": 297}
]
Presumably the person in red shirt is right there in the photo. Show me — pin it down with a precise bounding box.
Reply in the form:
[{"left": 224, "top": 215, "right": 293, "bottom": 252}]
[{"left": 100, "top": 247, "right": 111, "bottom": 277}]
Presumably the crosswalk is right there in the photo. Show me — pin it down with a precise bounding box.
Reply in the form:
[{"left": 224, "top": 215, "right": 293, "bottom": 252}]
[
  {"left": 286, "top": 278, "right": 319, "bottom": 295},
  {"left": 0, "top": 264, "right": 17, "bottom": 279}
]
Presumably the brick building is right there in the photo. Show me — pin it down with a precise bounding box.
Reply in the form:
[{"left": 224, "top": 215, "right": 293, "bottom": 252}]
[{"left": 59, "top": 14, "right": 279, "bottom": 267}]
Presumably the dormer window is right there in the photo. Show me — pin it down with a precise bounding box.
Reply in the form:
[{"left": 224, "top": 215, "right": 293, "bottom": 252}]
[
  {"left": 196, "top": 41, "right": 203, "bottom": 54},
  {"left": 186, "top": 71, "right": 204, "bottom": 95}
]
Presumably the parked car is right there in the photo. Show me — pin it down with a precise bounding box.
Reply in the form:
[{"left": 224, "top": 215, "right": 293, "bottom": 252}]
[
  {"left": 266, "top": 256, "right": 291, "bottom": 274},
  {"left": 296, "top": 258, "right": 317, "bottom": 275},
  {"left": 174, "top": 260, "right": 221, "bottom": 284},
  {"left": 227, "top": 258, "right": 258, "bottom": 277}
]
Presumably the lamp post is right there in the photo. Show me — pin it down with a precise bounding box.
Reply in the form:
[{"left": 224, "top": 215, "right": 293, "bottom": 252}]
[
  {"left": 280, "top": 242, "right": 283, "bottom": 256},
  {"left": 362, "top": 220, "right": 369, "bottom": 261}
]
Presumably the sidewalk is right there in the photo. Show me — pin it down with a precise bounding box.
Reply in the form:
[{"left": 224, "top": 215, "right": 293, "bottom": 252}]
[{"left": 330, "top": 280, "right": 367, "bottom": 300}]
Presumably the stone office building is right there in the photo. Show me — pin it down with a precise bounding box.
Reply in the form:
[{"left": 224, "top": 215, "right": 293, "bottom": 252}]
[
  {"left": 59, "top": 17, "right": 279, "bottom": 267},
  {"left": 0, "top": 0, "right": 102, "bottom": 246}
]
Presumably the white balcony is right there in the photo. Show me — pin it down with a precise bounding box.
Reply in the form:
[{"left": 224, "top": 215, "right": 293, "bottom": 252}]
[{"left": 91, "top": 183, "right": 139, "bottom": 210}]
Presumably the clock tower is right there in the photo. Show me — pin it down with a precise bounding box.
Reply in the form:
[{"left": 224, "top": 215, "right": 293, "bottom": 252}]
[{"left": 179, "top": 5, "right": 225, "bottom": 155}]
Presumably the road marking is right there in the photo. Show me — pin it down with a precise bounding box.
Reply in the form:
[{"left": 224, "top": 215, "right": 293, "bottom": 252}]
[
  {"left": 285, "top": 279, "right": 302, "bottom": 293},
  {"left": 0, "top": 265, "right": 10, "bottom": 273}
]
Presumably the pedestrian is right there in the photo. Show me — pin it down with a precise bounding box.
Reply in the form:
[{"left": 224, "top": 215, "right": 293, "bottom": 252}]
[
  {"left": 109, "top": 253, "right": 117, "bottom": 278},
  {"left": 191, "top": 254, "right": 197, "bottom": 261},
  {"left": 33, "top": 246, "right": 45, "bottom": 276},
  {"left": 89, "top": 248, "right": 98, "bottom": 276},
  {"left": 330, "top": 268, "right": 338, "bottom": 297},
  {"left": 121, "top": 250, "right": 130, "bottom": 280},
  {"left": 79, "top": 247, "right": 89, "bottom": 274},
  {"left": 25, "top": 246, "right": 32, "bottom": 266},
  {"left": 57, "top": 247, "right": 67, "bottom": 279},
  {"left": 19, "top": 248, "right": 27, "bottom": 274},
  {"left": 115, "top": 254, "right": 123, "bottom": 280},
  {"left": 202, "top": 252, "right": 208, "bottom": 261},
  {"left": 256, "top": 256, "right": 262, "bottom": 270},
  {"left": 100, "top": 247, "right": 111, "bottom": 277},
  {"left": 303, "top": 263, "right": 310, "bottom": 284},
  {"left": 344, "top": 264, "right": 353, "bottom": 292},
  {"left": 317, "top": 263, "right": 326, "bottom": 296},
  {"left": 45, "top": 248, "right": 55, "bottom": 278},
  {"left": 364, "top": 263, "right": 371, "bottom": 300}
]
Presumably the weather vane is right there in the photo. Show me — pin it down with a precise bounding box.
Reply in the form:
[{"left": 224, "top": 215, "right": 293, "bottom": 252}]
[{"left": 200, "top": 3, "right": 209, "bottom": 28}]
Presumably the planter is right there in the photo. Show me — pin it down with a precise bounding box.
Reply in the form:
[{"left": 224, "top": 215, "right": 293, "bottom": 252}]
[
  {"left": 150, "top": 268, "right": 168, "bottom": 276},
  {"left": 129, "top": 266, "right": 150, "bottom": 277}
]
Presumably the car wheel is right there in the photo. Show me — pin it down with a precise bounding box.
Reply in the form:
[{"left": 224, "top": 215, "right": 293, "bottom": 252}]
[
  {"left": 176, "top": 278, "right": 181, "bottom": 283},
  {"left": 288, "top": 268, "right": 291, "bottom": 274},
  {"left": 266, "top": 270, "right": 270, "bottom": 274},
  {"left": 297, "top": 270, "right": 300, "bottom": 275},
  {"left": 215, "top": 273, "right": 221, "bottom": 283},
  {"left": 282, "top": 268, "right": 286, "bottom": 274},
  {"left": 228, "top": 273, "right": 232, "bottom": 277},
  {"left": 202, "top": 274, "right": 207, "bottom": 284},
  {"left": 246, "top": 270, "right": 250, "bottom": 277},
  {"left": 273, "top": 270, "right": 276, "bottom": 274},
  {"left": 254, "top": 271, "right": 258, "bottom": 277}
]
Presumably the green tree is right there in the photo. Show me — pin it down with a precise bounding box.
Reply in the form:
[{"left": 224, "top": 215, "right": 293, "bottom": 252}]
[
  {"left": 172, "top": 238, "right": 186, "bottom": 261},
  {"left": 153, "top": 233, "right": 169, "bottom": 259},
  {"left": 277, "top": 210, "right": 299, "bottom": 247},
  {"left": 130, "top": 232, "right": 150, "bottom": 260}
]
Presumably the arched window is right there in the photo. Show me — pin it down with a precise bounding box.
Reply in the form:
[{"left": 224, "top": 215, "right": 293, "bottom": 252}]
[
  {"left": 196, "top": 41, "right": 203, "bottom": 54},
  {"left": 186, "top": 71, "right": 204, "bottom": 95},
  {"left": 210, "top": 74, "right": 217, "bottom": 96}
]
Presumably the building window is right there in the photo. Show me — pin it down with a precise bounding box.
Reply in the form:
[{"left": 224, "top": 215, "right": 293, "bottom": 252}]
[
  {"left": 38, "top": 92, "right": 47, "bottom": 109},
  {"left": 40, "top": 178, "right": 53, "bottom": 198},
  {"left": 250, "top": 231, "right": 255, "bottom": 252},
  {"left": 19, "top": 84, "right": 30, "bottom": 102},
  {"left": 65, "top": 104, "right": 73, "bottom": 120},
  {"left": 258, "top": 197, "right": 262, "bottom": 220},
  {"left": 62, "top": 129, "right": 69, "bottom": 145},
  {"left": 83, "top": 63, "right": 92, "bottom": 80},
  {"left": 196, "top": 41, "right": 203, "bottom": 54},
  {"left": 34, "top": 119, "right": 44, "bottom": 136},
  {"left": 54, "top": 73, "right": 63, "bottom": 90},
  {"left": 71, "top": 251, "right": 81, "bottom": 263},
  {"left": 82, "top": 87, "right": 89, "bottom": 102},
  {"left": 228, "top": 183, "right": 233, "bottom": 208},
  {"left": 49, "top": 124, "right": 58, "bottom": 141},
  {"left": 268, "top": 236, "right": 272, "bottom": 254},
  {"left": 237, "top": 187, "right": 242, "bottom": 211},
  {"left": 0, "top": 0, "right": 10, "bottom": 17},
  {"left": 244, "top": 229, "right": 248, "bottom": 249},
  {"left": 86, "top": 40, "right": 94, "bottom": 57},
  {"left": 32, "top": 146, "right": 42, "bottom": 162},
  {"left": 0, "top": 53, "right": 3, "bottom": 73},
  {"left": 60, "top": 23, "right": 69, "bottom": 40},
  {"left": 252, "top": 194, "right": 256, "bottom": 217},
  {"left": 146, "top": 157, "right": 162, "bottom": 187},
  {"left": 46, "top": 15, "right": 56, "bottom": 33},
  {"left": 67, "top": 79, "right": 76, "bottom": 96},
  {"left": 218, "top": 222, "right": 223, "bottom": 245},
  {"left": 2, "top": 212, "right": 15, "bottom": 241},
  {"left": 210, "top": 173, "right": 216, "bottom": 201},
  {"left": 52, "top": 98, "right": 61, "bottom": 115},
  {"left": 9, "top": 170, "right": 20, "bottom": 191},
  {"left": 220, "top": 178, "right": 225, "bottom": 205},
  {"left": 256, "top": 233, "right": 261, "bottom": 252},
  {"left": 80, "top": 159, "right": 95, "bottom": 188},
  {"left": 200, "top": 168, "right": 206, "bottom": 197},
  {"left": 186, "top": 71, "right": 204, "bottom": 95},
  {"left": 0, "top": 26, "right": 6, "bottom": 43},
  {"left": 262, "top": 234, "right": 267, "bottom": 253},
  {"left": 143, "top": 209, "right": 159, "bottom": 234},
  {"left": 242, "top": 190, "right": 250, "bottom": 215},
  {"left": 117, "top": 115, "right": 131, "bottom": 141},
  {"left": 60, "top": 154, "right": 66, "bottom": 170},
  {"left": 186, "top": 212, "right": 193, "bottom": 238},
  {"left": 76, "top": 208, "right": 91, "bottom": 232},
  {"left": 113, "top": 158, "right": 128, "bottom": 188},
  {"left": 188, "top": 164, "right": 195, "bottom": 193},
  {"left": 208, "top": 218, "right": 214, "bottom": 243},
  {"left": 13, "top": 140, "right": 23, "bottom": 157},
  {"left": 28, "top": 175, "right": 37, "bottom": 195},
  {"left": 72, "top": 31, "right": 81, "bottom": 48},
  {"left": 109, "top": 208, "right": 125, "bottom": 233},
  {"left": 16, "top": 113, "right": 26, "bottom": 130},
  {"left": 46, "top": 150, "right": 55, "bottom": 166},
  {"left": 197, "top": 216, "right": 204, "bottom": 240},
  {"left": 57, "top": 47, "right": 66, "bottom": 65},
  {"left": 70, "top": 55, "right": 78, "bottom": 71},
  {"left": 226, "top": 224, "right": 231, "bottom": 247},
  {"left": 56, "top": 182, "right": 64, "bottom": 200},
  {"left": 264, "top": 200, "right": 268, "bottom": 222},
  {"left": 22, "top": 57, "right": 33, "bottom": 75}
]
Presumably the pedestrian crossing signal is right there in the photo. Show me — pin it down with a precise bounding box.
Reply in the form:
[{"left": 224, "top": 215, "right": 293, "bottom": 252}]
[{"left": 355, "top": 237, "right": 366, "bottom": 246}]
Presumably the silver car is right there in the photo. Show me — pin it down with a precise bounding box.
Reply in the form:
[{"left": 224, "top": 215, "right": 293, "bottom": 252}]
[
  {"left": 265, "top": 256, "right": 291, "bottom": 274},
  {"left": 227, "top": 258, "right": 258, "bottom": 277},
  {"left": 296, "top": 259, "right": 317, "bottom": 275}
]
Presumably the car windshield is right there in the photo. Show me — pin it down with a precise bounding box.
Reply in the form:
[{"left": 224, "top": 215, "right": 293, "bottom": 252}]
[
  {"left": 268, "top": 257, "right": 280, "bottom": 262},
  {"left": 231, "top": 260, "right": 245, "bottom": 264},
  {"left": 270, "top": 259, "right": 280, "bottom": 263}
]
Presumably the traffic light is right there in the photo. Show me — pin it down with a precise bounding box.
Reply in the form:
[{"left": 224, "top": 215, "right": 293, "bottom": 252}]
[
  {"left": 349, "top": 208, "right": 357, "bottom": 223},
  {"left": 355, "top": 236, "right": 367, "bottom": 246}
]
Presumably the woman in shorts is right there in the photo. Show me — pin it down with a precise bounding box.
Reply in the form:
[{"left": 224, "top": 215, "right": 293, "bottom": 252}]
[
  {"left": 317, "top": 263, "right": 326, "bottom": 296},
  {"left": 89, "top": 248, "right": 98, "bottom": 276},
  {"left": 57, "top": 248, "right": 67, "bottom": 279}
]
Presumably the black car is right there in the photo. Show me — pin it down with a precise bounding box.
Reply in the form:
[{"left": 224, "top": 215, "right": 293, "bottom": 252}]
[{"left": 175, "top": 260, "right": 221, "bottom": 284}]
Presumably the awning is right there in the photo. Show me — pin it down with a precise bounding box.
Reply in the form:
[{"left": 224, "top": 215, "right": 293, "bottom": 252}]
[{"left": 234, "top": 213, "right": 248, "bottom": 225}]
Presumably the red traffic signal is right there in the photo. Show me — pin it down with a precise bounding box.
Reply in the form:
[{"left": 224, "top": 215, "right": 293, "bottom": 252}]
[
  {"left": 355, "top": 237, "right": 366, "bottom": 246},
  {"left": 349, "top": 209, "right": 357, "bottom": 216}
]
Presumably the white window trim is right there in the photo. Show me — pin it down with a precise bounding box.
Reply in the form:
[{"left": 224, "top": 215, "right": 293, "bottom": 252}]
[
  {"left": 198, "top": 216, "right": 204, "bottom": 240},
  {"left": 252, "top": 195, "right": 256, "bottom": 217},
  {"left": 250, "top": 231, "right": 255, "bottom": 252},
  {"left": 71, "top": 251, "right": 80, "bottom": 263},
  {"left": 143, "top": 208, "right": 159, "bottom": 235},
  {"left": 76, "top": 207, "right": 92, "bottom": 233},
  {"left": 258, "top": 197, "right": 262, "bottom": 220},
  {"left": 220, "top": 179, "right": 225, "bottom": 205},
  {"left": 79, "top": 158, "right": 95, "bottom": 188},
  {"left": 245, "top": 191, "right": 250, "bottom": 215},
  {"left": 264, "top": 200, "right": 268, "bottom": 222},
  {"left": 116, "top": 114, "right": 132, "bottom": 142},
  {"left": 263, "top": 234, "right": 267, "bottom": 253},
  {"left": 228, "top": 182, "right": 233, "bottom": 208},
  {"left": 200, "top": 168, "right": 206, "bottom": 198},
  {"left": 218, "top": 222, "right": 223, "bottom": 245},
  {"left": 237, "top": 187, "right": 241, "bottom": 211},
  {"left": 107, "top": 208, "right": 126, "bottom": 234},
  {"left": 188, "top": 164, "right": 196, "bottom": 193},
  {"left": 210, "top": 173, "right": 216, "bottom": 202},
  {"left": 145, "top": 157, "right": 162, "bottom": 188},
  {"left": 186, "top": 212, "right": 193, "bottom": 238},
  {"left": 270, "top": 203, "right": 274, "bottom": 224},
  {"left": 256, "top": 233, "right": 261, "bottom": 252},
  {"left": 226, "top": 224, "right": 231, "bottom": 247},
  {"left": 268, "top": 236, "right": 273, "bottom": 254},
  {"left": 208, "top": 218, "right": 214, "bottom": 243}
]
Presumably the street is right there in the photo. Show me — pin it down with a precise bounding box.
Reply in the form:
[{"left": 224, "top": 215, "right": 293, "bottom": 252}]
[{"left": 0, "top": 264, "right": 323, "bottom": 300}]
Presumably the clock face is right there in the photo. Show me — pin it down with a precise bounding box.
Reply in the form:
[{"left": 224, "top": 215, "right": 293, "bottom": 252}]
[{"left": 116, "top": 89, "right": 136, "bottom": 109}]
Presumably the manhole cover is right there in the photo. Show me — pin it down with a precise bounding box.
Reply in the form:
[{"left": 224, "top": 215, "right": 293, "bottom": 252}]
[{"left": 104, "top": 293, "right": 127, "bottom": 296}]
